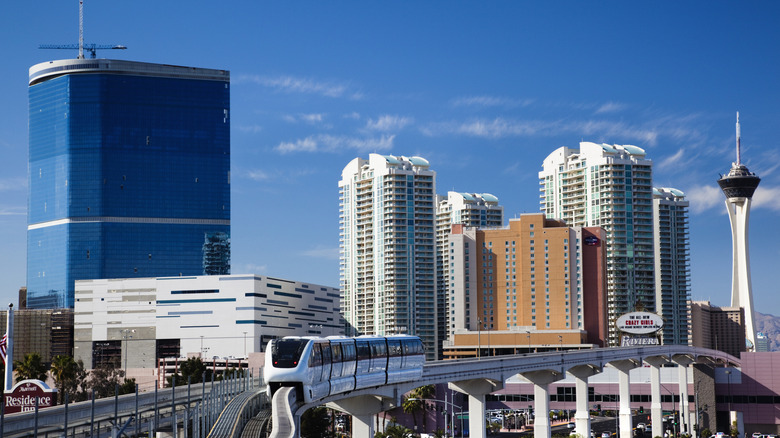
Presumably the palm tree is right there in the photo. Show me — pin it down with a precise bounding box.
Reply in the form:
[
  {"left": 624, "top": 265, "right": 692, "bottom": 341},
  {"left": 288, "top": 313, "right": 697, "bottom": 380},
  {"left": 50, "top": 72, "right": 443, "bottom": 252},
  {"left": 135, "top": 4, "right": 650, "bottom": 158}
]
[
  {"left": 50, "top": 355, "right": 85, "bottom": 403},
  {"left": 412, "top": 384, "right": 436, "bottom": 432},
  {"left": 382, "top": 424, "right": 415, "bottom": 438},
  {"left": 14, "top": 352, "right": 48, "bottom": 382},
  {"left": 402, "top": 394, "right": 423, "bottom": 431}
]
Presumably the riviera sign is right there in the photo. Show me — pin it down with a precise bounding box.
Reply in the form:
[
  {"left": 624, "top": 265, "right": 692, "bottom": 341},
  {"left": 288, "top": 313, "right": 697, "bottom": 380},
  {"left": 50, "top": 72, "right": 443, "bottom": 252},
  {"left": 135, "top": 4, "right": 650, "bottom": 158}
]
[{"left": 4, "top": 379, "right": 57, "bottom": 414}]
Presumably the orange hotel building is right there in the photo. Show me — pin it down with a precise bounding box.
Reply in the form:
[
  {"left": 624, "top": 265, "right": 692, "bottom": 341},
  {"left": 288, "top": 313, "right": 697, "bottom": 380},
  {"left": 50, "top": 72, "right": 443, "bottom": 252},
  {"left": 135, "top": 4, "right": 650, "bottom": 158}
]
[{"left": 443, "top": 213, "right": 608, "bottom": 358}]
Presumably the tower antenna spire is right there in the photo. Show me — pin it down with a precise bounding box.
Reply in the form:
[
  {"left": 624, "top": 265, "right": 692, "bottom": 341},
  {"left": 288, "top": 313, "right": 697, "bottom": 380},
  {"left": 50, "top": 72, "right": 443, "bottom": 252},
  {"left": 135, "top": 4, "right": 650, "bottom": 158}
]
[{"left": 736, "top": 111, "right": 742, "bottom": 166}]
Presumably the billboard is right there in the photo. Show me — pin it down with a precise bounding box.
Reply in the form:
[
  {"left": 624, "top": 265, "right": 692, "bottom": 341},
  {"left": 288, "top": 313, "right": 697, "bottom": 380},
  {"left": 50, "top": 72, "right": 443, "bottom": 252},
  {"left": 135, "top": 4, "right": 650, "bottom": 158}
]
[{"left": 616, "top": 311, "right": 663, "bottom": 335}]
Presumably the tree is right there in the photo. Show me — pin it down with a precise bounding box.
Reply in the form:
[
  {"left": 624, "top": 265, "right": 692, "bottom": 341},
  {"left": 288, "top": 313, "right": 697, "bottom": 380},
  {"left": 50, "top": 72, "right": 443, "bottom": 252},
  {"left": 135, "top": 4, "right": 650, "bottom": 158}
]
[
  {"left": 86, "top": 362, "right": 134, "bottom": 399},
  {"left": 730, "top": 421, "right": 739, "bottom": 438},
  {"left": 14, "top": 352, "right": 47, "bottom": 382},
  {"left": 412, "top": 384, "right": 436, "bottom": 432},
  {"left": 50, "top": 355, "right": 87, "bottom": 403},
  {"left": 167, "top": 357, "right": 213, "bottom": 386},
  {"left": 402, "top": 394, "right": 423, "bottom": 431},
  {"left": 376, "top": 424, "right": 414, "bottom": 438},
  {"left": 301, "top": 406, "right": 332, "bottom": 438}
]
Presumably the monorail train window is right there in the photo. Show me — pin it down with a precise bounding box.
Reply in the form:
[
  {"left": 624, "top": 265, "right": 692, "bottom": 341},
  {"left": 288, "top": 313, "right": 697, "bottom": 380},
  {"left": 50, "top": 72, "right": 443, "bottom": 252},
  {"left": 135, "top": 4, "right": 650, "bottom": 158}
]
[
  {"left": 402, "top": 339, "right": 424, "bottom": 355},
  {"left": 357, "top": 341, "right": 371, "bottom": 360},
  {"left": 343, "top": 343, "right": 357, "bottom": 361},
  {"left": 272, "top": 339, "right": 309, "bottom": 368},
  {"left": 322, "top": 343, "right": 332, "bottom": 364},
  {"left": 309, "top": 343, "right": 323, "bottom": 367},
  {"left": 331, "top": 343, "right": 343, "bottom": 363},
  {"left": 370, "top": 340, "right": 387, "bottom": 358},
  {"left": 388, "top": 340, "right": 403, "bottom": 357}
]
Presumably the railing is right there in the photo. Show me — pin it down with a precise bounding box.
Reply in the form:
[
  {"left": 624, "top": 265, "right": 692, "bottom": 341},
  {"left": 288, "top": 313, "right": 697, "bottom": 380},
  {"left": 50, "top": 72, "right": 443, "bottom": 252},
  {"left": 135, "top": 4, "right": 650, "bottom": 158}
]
[{"left": 1, "top": 371, "right": 261, "bottom": 438}]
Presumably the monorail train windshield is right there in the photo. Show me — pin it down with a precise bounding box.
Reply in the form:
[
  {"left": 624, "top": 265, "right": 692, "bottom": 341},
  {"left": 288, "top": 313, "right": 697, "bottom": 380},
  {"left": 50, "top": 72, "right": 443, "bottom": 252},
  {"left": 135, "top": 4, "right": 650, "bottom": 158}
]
[{"left": 271, "top": 339, "right": 309, "bottom": 368}]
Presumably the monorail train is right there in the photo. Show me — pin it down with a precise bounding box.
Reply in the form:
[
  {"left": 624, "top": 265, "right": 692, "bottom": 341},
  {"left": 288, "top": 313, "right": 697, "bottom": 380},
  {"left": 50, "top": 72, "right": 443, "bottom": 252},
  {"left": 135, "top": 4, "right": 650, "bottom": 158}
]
[{"left": 264, "top": 335, "right": 425, "bottom": 404}]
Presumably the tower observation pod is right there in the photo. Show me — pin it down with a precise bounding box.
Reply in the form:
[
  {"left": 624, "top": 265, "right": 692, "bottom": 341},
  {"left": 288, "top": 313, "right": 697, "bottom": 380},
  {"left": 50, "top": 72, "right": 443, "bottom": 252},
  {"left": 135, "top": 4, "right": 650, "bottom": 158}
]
[{"left": 717, "top": 112, "right": 761, "bottom": 351}]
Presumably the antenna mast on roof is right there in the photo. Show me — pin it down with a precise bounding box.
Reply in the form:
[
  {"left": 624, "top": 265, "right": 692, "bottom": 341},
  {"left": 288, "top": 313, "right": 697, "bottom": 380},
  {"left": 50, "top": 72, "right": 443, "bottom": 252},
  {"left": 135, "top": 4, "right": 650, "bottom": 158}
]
[
  {"left": 39, "top": 0, "right": 126, "bottom": 59},
  {"left": 78, "top": 0, "right": 84, "bottom": 59}
]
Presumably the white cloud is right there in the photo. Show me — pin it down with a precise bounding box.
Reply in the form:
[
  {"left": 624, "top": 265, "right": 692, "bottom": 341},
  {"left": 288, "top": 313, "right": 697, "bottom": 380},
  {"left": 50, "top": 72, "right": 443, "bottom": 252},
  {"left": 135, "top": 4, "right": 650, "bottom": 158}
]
[
  {"left": 282, "top": 113, "right": 326, "bottom": 124},
  {"left": 451, "top": 96, "right": 534, "bottom": 108},
  {"left": 235, "top": 74, "right": 361, "bottom": 99},
  {"left": 236, "top": 124, "right": 263, "bottom": 134},
  {"left": 247, "top": 170, "right": 271, "bottom": 181},
  {"left": 343, "top": 112, "right": 361, "bottom": 120},
  {"left": 422, "top": 117, "right": 663, "bottom": 144},
  {"left": 365, "top": 115, "right": 413, "bottom": 132},
  {"left": 753, "top": 186, "right": 780, "bottom": 211},
  {"left": 0, "top": 178, "right": 26, "bottom": 192},
  {"left": 300, "top": 113, "right": 324, "bottom": 123},
  {"left": 595, "top": 102, "right": 628, "bottom": 114},
  {"left": 685, "top": 185, "right": 724, "bottom": 214},
  {"left": 276, "top": 137, "right": 319, "bottom": 153},
  {"left": 275, "top": 134, "right": 395, "bottom": 154},
  {"left": 657, "top": 149, "right": 685, "bottom": 171},
  {"left": 301, "top": 245, "right": 340, "bottom": 260},
  {"left": 244, "top": 168, "right": 316, "bottom": 183},
  {"left": 237, "top": 264, "right": 268, "bottom": 275},
  {"left": 0, "top": 206, "right": 25, "bottom": 216}
]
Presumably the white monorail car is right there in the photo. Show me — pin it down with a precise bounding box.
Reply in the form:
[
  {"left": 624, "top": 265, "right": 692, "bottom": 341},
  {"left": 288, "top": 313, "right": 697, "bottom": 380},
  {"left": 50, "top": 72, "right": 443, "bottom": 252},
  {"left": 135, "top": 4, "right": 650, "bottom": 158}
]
[{"left": 265, "top": 335, "right": 424, "bottom": 404}]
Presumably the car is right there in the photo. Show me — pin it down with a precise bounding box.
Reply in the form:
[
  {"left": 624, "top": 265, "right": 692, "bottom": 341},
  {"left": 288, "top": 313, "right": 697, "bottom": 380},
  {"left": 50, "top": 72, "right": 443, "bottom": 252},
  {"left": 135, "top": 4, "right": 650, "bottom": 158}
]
[
  {"left": 637, "top": 423, "right": 646, "bottom": 430},
  {"left": 602, "top": 432, "right": 612, "bottom": 438},
  {"left": 567, "top": 422, "right": 576, "bottom": 429}
]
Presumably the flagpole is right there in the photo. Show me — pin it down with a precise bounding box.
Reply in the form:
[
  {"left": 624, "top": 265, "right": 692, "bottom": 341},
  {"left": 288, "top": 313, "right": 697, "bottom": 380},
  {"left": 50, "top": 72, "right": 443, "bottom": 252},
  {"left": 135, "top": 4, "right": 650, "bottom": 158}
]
[{"left": 5, "top": 303, "right": 13, "bottom": 392}]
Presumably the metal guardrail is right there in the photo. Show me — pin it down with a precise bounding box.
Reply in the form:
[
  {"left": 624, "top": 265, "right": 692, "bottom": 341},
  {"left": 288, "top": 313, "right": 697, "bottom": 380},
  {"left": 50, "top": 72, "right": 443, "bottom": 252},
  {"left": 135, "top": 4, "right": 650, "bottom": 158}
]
[
  {"left": 1, "top": 372, "right": 261, "bottom": 438},
  {"left": 207, "top": 388, "right": 268, "bottom": 438}
]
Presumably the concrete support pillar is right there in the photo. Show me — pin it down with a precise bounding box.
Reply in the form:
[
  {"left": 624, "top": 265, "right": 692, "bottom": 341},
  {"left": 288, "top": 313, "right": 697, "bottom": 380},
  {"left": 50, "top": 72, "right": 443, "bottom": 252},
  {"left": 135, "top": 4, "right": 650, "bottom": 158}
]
[
  {"left": 645, "top": 356, "right": 669, "bottom": 438},
  {"left": 569, "top": 365, "right": 601, "bottom": 438},
  {"left": 520, "top": 370, "right": 564, "bottom": 438},
  {"left": 326, "top": 391, "right": 399, "bottom": 438},
  {"left": 449, "top": 378, "right": 504, "bottom": 438},
  {"left": 608, "top": 360, "right": 639, "bottom": 438},
  {"left": 353, "top": 414, "right": 375, "bottom": 437},
  {"left": 674, "top": 355, "right": 694, "bottom": 436}
]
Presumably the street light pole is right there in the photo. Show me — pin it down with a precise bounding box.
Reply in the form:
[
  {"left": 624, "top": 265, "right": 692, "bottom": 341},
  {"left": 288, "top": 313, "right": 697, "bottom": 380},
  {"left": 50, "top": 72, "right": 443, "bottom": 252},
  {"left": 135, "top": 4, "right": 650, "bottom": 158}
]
[
  {"left": 725, "top": 369, "right": 732, "bottom": 413},
  {"left": 121, "top": 329, "right": 135, "bottom": 375},
  {"left": 407, "top": 397, "right": 464, "bottom": 438},
  {"left": 477, "top": 317, "right": 481, "bottom": 359},
  {"left": 526, "top": 330, "right": 531, "bottom": 353}
]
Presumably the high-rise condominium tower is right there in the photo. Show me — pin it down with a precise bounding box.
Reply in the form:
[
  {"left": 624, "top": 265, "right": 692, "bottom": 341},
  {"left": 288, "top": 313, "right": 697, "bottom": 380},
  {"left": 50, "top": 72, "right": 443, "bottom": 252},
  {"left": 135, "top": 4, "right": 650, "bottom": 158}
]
[
  {"left": 717, "top": 113, "right": 760, "bottom": 350},
  {"left": 436, "top": 192, "right": 503, "bottom": 349},
  {"left": 27, "top": 59, "right": 231, "bottom": 309},
  {"left": 652, "top": 188, "right": 691, "bottom": 345},
  {"left": 540, "top": 142, "right": 654, "bottom": 345},
  {"left": 339, "top": 154, "right": 437, "bottom": 359}
]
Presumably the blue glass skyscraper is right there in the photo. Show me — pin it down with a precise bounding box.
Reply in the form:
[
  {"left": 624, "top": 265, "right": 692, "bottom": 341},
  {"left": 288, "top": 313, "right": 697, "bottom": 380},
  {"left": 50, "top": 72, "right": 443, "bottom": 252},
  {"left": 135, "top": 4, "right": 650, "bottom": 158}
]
[{"left": 27, "top": 59, "right": 231, "bottom": 309}]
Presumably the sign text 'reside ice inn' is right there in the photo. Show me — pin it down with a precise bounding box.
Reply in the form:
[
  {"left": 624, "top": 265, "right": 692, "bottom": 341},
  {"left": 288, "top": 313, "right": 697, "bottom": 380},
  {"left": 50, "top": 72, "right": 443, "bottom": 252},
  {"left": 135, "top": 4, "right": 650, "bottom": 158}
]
[{"left": 4, "top": 379, "right": 57, "bottom": 414}]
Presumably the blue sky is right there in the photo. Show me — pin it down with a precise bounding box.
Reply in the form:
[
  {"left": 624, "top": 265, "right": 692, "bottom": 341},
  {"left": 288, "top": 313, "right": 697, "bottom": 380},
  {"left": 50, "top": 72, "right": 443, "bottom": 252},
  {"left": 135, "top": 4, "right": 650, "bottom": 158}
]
[{"left": 1, "top": 2, "right": 779, "bottom": 316}]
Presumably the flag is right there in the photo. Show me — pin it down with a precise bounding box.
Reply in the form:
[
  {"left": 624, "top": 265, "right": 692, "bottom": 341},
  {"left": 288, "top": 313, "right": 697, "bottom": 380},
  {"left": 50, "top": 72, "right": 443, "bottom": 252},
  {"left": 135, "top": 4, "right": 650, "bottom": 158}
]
[{"left": 0, "top": 333, "right": 7, "bottom": 365}]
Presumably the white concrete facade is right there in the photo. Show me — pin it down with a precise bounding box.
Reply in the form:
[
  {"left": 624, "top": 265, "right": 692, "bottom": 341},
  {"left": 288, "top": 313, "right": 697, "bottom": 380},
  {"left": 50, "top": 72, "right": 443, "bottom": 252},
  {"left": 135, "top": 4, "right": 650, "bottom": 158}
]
[
  {"left": 653, "top": 188, "right": 691, "bottom": 345},
  {"left": 339, "top": 154, "right": 438, "bottom": 359},
  {"left": 436, "top": 192, "right": 504, "bottom": 342},
  {"left": 539, "top": 142, "right": 655, "bottom": 346},
  {"left": 73, "top": 274, "right": 343, "bottom": 370}
]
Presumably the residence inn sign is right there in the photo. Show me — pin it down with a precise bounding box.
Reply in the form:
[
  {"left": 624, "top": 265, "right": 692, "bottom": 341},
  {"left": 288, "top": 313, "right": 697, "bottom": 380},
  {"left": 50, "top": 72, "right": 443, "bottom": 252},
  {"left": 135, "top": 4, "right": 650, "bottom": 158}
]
[
  {"left": 616, "top": 311, "right": 663, "bottom": 346},
  {"left": 4, "top": 379, "right": 57, "bottom": 414}
]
